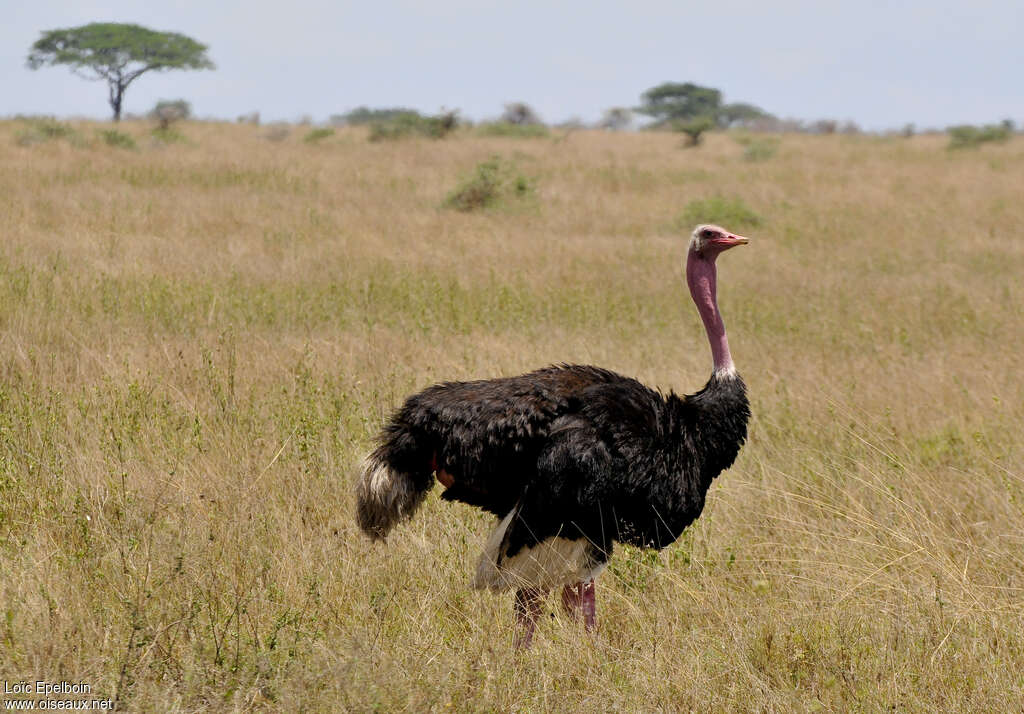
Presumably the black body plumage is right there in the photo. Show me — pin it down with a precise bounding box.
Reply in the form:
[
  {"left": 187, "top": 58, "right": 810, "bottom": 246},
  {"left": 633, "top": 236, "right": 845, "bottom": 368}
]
[{"left": 357, "top": 363, "right": 749, "bottom": 569}]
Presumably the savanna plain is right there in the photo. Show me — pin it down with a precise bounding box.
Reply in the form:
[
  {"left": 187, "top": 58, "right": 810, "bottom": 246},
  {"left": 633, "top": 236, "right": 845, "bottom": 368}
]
[{"left": 1, "top": 120, "right": 1022, "bottom": 712}]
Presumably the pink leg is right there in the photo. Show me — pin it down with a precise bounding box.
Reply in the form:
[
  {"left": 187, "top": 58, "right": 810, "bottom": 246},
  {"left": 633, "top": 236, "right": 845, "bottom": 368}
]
[
  {"left": 560, "top": 583, "right": 582, "bottom": 621},
  {"left": 580, "top": 579, "right": 596, "bottom": 633},
  {"left": 560, "top": 580, "right": 597, "bottom": 632},
  {"left": 514, "top": 587, "right": 546, "bottom": 649}
]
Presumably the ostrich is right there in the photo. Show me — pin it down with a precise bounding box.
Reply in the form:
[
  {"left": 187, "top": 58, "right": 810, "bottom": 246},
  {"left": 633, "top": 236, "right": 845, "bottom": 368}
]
[{"left": 356, "top": 224, "right": 750, "bottom": 648}]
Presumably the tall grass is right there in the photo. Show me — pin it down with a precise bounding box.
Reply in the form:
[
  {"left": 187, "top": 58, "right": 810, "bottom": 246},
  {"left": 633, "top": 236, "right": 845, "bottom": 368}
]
[{"left": 0, "top": 121, "right": 1022, "bottom": 711}]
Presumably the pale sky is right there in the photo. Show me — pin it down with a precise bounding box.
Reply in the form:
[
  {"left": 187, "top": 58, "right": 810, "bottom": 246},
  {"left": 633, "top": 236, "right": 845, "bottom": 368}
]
[{"left": 3, "top": 1, "right": 1022, "bottom": 129}]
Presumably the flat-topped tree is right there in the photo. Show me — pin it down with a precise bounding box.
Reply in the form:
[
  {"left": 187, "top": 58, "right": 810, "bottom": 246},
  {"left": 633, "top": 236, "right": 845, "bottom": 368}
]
[
  {"left": 637, "top": 82, "right": 722, "bottom": 125},
  {"left": 27, "top": 23, "right": 214, "bottom": 121}
]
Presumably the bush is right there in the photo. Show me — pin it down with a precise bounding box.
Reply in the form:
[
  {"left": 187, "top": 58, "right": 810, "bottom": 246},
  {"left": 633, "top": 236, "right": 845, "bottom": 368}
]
[
  {"left": 151, "top": 126, "right": 187, "bottom": 144},
  {"left": 947, "top": 123, "right": 1011, "bottom": 149},
  {"left": 732, "top": 133, "right": 780, "bottom": 162},
  {"left": 368, "top": 111, "right": 457, "bottom": 141},
  {"left": 677, "top": 196, "right": 761, "bottom": 231},
  {"left": 501, "top": 102, "right": 543, "bottom": 126},
  {"left": 599, "top": 107, "right": 633, "bottom": 131},
  {"left": 150, "top": 99, "right": 191, "bottom": 130},
  {"left": 443, "top": 156, "right": 534, "bottom": 212},
  {"left": 303, "top": 127, "right": 335, "bottom": 144},
  {"left": 475, "top": 122, "right": 549, "bottom": 138},
  {"left": 14, "top": 118, "right": 76, "bottom": 146},
  {"left": 98, "top": 129, "right": 137, "bottom": 149}
]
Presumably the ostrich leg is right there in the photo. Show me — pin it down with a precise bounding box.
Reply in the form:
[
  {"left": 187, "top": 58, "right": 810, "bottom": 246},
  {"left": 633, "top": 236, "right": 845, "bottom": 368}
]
[
  {"left": 560, "top": 580, "right": 597, "bottom": 632},
  {"left": 560, "top": 582, "right": 582, "bottom": 620},
  {"left": 514, "top": 587, "right": 546, "bottom": 649}
]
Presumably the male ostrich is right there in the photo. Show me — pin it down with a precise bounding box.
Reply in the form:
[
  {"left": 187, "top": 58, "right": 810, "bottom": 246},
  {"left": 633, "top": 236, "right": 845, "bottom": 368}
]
[{"left": 356, "top": 224, "right": 750, "bottom": 647}]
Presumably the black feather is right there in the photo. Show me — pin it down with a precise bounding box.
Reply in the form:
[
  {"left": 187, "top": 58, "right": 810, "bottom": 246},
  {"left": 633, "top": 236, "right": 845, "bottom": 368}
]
[{"left": 358, "top": 364, "right": 749, "bottom": 557}]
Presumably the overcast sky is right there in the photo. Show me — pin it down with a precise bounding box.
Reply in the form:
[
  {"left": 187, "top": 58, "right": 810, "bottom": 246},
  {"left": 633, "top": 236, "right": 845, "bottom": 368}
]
[{"left": 3, "top": 1, "right": 1022, "bottom": 129}]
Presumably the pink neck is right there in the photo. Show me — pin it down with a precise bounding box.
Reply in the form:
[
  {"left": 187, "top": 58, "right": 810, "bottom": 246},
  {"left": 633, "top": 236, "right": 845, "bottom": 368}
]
[{"left": 686, "top": 251, "right": 734, "bottom": 374}]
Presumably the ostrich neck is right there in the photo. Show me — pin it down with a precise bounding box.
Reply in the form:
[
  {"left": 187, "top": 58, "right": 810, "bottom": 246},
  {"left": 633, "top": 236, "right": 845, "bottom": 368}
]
[{"left": 686, "top": 252, "right": 734, "bottom": 375}]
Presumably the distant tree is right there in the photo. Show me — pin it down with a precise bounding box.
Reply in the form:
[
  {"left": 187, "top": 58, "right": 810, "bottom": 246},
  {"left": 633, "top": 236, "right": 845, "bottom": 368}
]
[
  {"left": 150, "top": 99, "right": 191, "bottom": 130},
  {"left": 336, "top": 107, "right": 422, "bottom": 126},
  {"left": 636, "top": 82, "right": 721, "bottom": 125},
  {"left": 717, "top": 102, "right": 771, "bottom": 128},
  {"left": 501, "top": 102, "right": 543, "bottom": 126},
  {"left": 26, "top": 23, "right": 214, "bottom": 121},
  {"left": 599, "top": 107, "right": 633, "bottom": 131},
  {"left": 811, "top": 119, "right": 838, "bottom": 135}
]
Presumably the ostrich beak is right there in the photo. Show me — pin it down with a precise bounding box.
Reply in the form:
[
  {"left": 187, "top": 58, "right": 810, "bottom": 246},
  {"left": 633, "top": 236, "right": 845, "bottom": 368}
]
[{"left": 715, "top": 232, "right": 750, "bottom": 249}]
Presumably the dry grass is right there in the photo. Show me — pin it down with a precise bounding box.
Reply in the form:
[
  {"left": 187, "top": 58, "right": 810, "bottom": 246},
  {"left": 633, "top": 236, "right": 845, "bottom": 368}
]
[{"left": 1, "top": 119, "right": 1022, "bottom": 712}]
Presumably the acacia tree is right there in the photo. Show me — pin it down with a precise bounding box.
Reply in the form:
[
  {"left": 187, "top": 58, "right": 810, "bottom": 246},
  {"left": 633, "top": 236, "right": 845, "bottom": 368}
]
[
  {"left": 637, "top": 82, "right": 772, "bottom": 130},
  {"left": 636, "top": 82, "right": 722, "bottom": 125},
  {"left": 27, "top": 23, "right": 214, "bottom": 121}
]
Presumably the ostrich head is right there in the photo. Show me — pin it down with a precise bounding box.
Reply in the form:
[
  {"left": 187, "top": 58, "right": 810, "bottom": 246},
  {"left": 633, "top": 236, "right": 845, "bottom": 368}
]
[
  {"left": 688, "top": 224, "right": 749, "bottom": 259},
  {"left": 686, "top": 224, "right": 749, "bottom": 375}
]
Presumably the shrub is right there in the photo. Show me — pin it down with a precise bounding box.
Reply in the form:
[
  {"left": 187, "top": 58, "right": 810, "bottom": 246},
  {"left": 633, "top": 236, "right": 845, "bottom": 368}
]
[
  {"left": 599, "top": 107, "right": 633, "bottom": 131},
  {"left": 475, "top": 122, "right": 549, "bottom": 138},
  {"left": 677, "top": 196, "right": 761, "bottom": 231},
  {"left": 368, "top": 111, "right": 457, "bottom": 141},
  {"left": 151, "top": 126, "right": 187, "bottom": 144},
  {"left": 501, "top": 102, "right": 543, "bottom": 126},
  {"left": 443, "top": 156, "right": 534, "bottom": 212},
  {"left": 303, "top": 127, "right": 335, "bottom": 144},
  {"left": 150, "top": 99, "right": 191, "bottom": 130},
  {"left": 14, "top": 118, "right": 76, "bottom": 146},
  {"left": 733, "top": 133, "right": 780, "bottom": 162},
  {"left": 947, "top": 123, "right": 1012, "bottom": 149},
  {"left": 99, "top": 129, "right": 137, "bottom": 149}
]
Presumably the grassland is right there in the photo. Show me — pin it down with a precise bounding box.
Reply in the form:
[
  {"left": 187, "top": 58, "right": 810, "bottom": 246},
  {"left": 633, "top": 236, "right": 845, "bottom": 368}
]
[{"left": 0, "top": 119, "right": 1022, "bottom": 712}]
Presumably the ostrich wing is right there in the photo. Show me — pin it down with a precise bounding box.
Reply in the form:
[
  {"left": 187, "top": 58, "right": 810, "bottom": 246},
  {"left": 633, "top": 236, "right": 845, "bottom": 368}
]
[{"left": 395, "top": 365, "right": 627, "bottom": 514}]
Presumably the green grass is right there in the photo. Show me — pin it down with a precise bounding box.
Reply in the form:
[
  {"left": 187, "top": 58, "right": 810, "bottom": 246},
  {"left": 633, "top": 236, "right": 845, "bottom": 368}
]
[{"left": 99, "top": 129, "right": 137, "bottom": 149}]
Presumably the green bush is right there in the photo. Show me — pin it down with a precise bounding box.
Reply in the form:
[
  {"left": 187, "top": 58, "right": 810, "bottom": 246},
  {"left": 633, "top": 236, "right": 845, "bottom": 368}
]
[
  {"left": 947, "top": 124, "right": 1011, "bottom": 149},
  {"left": 368, "top": 112, "right": 457, "bottom": 141},
  {"left": 677, "top": 196, "right": 761, "bottom": 231},
  {"left": 335, "top": 106, "right": 419, "bottom": 125},
  {"left": 733, "top": 133, "right": 779, "bottom": 162},
  {"left": 14, "top": 118, "right": 76, "bottom": 146},
  {"left": 303, "top": 127, "right": 335, "bottom": 143},
  {"left": 443, "top": 156, "right": 534, "bottom": 212},
  {"left": 151, "top": 126, "right": 187, "bottom": 144},
  {"left": 99, "top": 129, "right": 137, "bottom": 149},
  {"left": 475, "top": 122, "right": 549, "bottom": 138}
]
